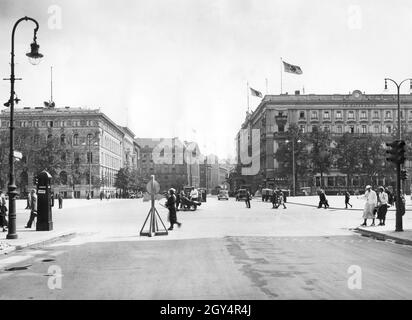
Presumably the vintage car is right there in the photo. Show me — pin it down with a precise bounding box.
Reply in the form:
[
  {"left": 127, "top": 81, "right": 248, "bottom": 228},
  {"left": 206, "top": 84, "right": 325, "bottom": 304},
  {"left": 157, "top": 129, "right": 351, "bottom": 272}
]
[
  {"left": 235, "top": 189, "right": 250, "bottom": 201},
  {"left": 217, "top": 189, "right": 229, "bottom": 200}
]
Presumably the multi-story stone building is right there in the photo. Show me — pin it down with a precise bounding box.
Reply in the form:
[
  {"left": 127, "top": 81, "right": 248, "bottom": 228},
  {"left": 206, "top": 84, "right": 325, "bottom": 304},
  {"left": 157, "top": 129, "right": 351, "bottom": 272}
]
[
  {"left": 235, "top": 90, "right": 412, "bottom": 194},
  {"left": 135, "top": 137, "right": 201, "bottom": 191},
  {"left": 0, "top": 105, "right": 138, "bottom": 198}
]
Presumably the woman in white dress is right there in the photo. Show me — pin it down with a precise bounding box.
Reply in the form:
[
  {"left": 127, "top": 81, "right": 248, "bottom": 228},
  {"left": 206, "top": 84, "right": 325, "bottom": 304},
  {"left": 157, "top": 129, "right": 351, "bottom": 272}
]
[{"left": 359, "top": 185, "right": 377, "bottom": 226}]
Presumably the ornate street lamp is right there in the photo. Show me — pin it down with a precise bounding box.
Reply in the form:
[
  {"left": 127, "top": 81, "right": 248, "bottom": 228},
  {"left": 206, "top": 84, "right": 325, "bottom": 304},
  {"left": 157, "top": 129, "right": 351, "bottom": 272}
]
[
  {"left": 384, "top": 78, "right": 412, "bottom": 232},
  {"left": 4, "top": 17, "right": 43, "bottom": 239},
  {"left": 285, "top": 138, "right": 301, "bottom": 196}
]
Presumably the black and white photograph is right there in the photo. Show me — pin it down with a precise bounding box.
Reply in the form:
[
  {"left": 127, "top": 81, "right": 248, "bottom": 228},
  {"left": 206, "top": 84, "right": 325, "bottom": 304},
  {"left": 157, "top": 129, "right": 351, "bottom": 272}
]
[{"left": 0, "top": 0, "right": 412, "bottom": 311}]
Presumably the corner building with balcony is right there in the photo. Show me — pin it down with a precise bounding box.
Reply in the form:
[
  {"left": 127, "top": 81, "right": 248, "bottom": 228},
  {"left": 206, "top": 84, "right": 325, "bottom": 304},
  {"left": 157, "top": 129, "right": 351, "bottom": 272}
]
[{"left": 235, "top": 90, "right": 412, "bottom": 194}]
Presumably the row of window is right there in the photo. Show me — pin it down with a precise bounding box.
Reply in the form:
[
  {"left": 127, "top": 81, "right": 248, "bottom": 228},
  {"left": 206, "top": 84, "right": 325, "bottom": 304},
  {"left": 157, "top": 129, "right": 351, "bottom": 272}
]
[
  {"left": 2, "top": 119, "right": 97, "bottom": 128},
  {"left": 101, "top": 152, "right": 121, "bottom": 169},
  {"left": 102, "top": 134, "right": 121, "bottom": 155},
  {"left": 299, "top": 110, "right": 409, "bottom": 121},
  {"left": 30, "top": 133, "right": 97, "bottom": 146},
  {"left": 298, "top": 124, "right": 394, "bottom": 134}
]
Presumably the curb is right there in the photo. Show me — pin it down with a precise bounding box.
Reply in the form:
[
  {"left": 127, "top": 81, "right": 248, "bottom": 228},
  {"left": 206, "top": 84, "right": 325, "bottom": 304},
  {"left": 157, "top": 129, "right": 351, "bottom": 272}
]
[
  {"left": 286, "top": 201, "right": 412, "bottom": 212},
  {"left": 0, "top": 231, "right": 76, "bottom": 255},
  {"left": 353, "top": 227, "right": 412, "bottom": 246}
]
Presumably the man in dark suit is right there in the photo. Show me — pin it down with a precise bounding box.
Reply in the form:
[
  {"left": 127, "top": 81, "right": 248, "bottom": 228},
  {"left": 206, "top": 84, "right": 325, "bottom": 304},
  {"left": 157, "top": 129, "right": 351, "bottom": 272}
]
[
  {"left": 58, "top": 193, "right": 63, "bottom": 209},
  {"left": 25, "top": 189, "right": 38, "bottom": 228},
  {"left": 245, "top": 190, "right": 251, "bottom": 208}
]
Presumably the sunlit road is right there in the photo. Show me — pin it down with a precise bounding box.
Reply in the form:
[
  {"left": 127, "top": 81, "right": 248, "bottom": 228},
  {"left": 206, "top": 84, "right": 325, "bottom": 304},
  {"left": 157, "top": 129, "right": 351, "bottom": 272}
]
[{"left": 1, "top": 197, "right": 412, "bottom": 299}]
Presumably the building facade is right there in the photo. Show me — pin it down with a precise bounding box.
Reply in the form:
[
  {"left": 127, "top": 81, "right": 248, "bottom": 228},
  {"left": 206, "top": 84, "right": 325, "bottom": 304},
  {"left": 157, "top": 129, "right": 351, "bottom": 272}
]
[
  {"left": 135, "top": 137, "right": 201, "bottom": 191},
  {"left": 235, "top": 90, "right": 412, "bottom": 194},
  {"left": 0, "top": 106, "right": 137, "bottom": 198}
]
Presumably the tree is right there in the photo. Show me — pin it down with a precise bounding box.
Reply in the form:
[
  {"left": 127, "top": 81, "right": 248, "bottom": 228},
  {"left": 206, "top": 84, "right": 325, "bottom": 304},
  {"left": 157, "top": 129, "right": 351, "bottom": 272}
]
[
  {"left": 274, "top": 124, "right": 310, "bottom": 191},
  {"left": 114, "top": 167, "right": 132, "bottom": 194},
  {"left": 309, "top": 127, "right": 332, "bottom": 188},
  {"left": 357, "top": 135, "right": 388, "bottom": 185},
  {"left": 334, "top": 133, "right": 362, "bottom": 187}
]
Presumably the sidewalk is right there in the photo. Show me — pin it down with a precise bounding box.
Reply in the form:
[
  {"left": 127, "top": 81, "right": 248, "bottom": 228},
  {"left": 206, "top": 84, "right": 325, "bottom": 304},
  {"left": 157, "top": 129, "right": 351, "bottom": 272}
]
[
  {"left": 0, "top": 201, "right": 76, "bottom": 255},
  {"left": 287, "top": 196, "right": 412, "bottom": 245},
  {"left": 0, "top": 228, "right": 76, "bottom": 255}
]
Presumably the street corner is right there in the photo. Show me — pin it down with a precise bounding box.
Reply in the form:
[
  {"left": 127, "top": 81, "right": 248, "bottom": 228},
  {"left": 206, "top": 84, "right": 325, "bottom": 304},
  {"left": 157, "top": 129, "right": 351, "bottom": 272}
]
[{"left": 353, "top": 226, "right": 412, "bottom": 246}]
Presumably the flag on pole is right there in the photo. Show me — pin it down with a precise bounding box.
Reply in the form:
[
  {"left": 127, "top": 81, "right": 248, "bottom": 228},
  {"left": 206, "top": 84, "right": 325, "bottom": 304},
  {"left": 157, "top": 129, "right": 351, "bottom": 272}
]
[
  {"left": 250, "top": 87, "right": 263, "bottom": 98},
  {"left": 283, "top": 61, "right": 303, "bottom": 75}
]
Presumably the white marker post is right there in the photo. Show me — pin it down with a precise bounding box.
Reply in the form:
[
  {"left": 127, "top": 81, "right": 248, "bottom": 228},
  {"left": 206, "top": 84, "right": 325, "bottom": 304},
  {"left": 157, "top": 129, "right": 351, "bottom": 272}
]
[{"left": 139, "top": 175, "right": 168, "bottom": 237}]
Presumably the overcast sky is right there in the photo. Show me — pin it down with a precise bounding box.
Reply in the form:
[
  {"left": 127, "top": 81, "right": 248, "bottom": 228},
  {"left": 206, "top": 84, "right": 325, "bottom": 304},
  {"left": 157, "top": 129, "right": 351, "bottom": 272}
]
[{"left": 1, "top": 0, "right": 412, "bottom": 160}]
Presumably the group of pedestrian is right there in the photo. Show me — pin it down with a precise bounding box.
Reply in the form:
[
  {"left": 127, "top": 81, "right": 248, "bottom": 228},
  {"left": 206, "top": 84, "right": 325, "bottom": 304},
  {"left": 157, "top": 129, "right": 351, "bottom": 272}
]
[
  {"left": 242, "top": 188, "right": 287, "bottom": 210},
  {"left": 359, "top": 185, "right": 393, "bottom": 227},
  {"left": 318, "top": 189, "right": 330, "bottom": 209},
  {"left": 271, "top": 188, "right": 286, "bottom": 209},
  {"left": 100, "top": 191, "right": 112, "bottom": 201}
]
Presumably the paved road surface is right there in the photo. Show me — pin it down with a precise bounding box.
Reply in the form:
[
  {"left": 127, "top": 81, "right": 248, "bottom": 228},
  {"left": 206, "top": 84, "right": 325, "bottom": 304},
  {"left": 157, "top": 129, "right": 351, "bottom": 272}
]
[{"left": 1, "top": 197, "right": 411, "bottom": 299}]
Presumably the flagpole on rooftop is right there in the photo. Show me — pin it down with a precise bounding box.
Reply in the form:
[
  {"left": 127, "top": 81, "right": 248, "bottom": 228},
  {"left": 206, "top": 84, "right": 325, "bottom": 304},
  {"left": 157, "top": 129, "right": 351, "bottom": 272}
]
[
  {"left": 280, "top": 57, "right": 283, "bottom": 95},
  {"left": 265, "top": 78, "right": 268, "bottom": 94}
]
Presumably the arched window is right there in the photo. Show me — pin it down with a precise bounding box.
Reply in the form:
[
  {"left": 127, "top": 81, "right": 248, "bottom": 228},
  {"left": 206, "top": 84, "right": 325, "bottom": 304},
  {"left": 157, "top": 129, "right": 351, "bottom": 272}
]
[
  {"left": 59, "top": 171, "right": 68, "bottom": 185},
  {"left": 73, "top": 134, "right": 79, "bottom": 146},
  {"left": 60, "top": 134, "right": 66, "bottom": 145}
]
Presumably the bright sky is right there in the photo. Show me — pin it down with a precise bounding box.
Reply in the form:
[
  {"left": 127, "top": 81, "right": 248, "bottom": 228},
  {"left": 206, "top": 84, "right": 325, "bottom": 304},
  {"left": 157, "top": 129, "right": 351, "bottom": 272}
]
[{"left": 1, "top": 0, "right": 412, "bottom": 160}]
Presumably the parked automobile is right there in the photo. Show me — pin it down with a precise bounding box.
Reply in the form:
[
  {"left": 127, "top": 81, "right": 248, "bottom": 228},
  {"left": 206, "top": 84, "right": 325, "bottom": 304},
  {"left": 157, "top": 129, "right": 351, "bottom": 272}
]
[
  {"left": 235, "top": 189, "right": 250, "bottom": 201},
  {"left": 261, "top": 188, "right": 273, "bottom": 202},
  {"left": 217, "top": 189, "right": 229, "bottom": 200}
]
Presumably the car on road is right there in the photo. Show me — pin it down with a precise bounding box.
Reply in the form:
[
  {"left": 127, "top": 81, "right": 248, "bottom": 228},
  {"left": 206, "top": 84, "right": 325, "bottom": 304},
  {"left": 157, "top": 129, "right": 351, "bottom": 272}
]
[
  {"left": 261, "top": 188, "right": 273, "bottom": 202},
  {"left": 235, "top": 189, "right": 251, "bottom": 201},
  {"left": 217, "top": 190, "right": 229, "bottom": 200}
]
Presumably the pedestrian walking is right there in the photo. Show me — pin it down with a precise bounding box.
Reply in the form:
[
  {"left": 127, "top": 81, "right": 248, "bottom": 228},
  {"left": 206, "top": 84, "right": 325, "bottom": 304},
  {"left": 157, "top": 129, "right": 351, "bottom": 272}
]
[
  {"left": 58, "top": 192, "right": 63, "bottom": 209},
  {"left": 100, "top": 191, "right": 104, "bottom": 201},
  {"left": 376, "top": 186, "right": 388, "bottom": 226},
  {"left": 318, "top": 189, "right": 329, "bottom": 209},
  {"left": 271, "top": 188, "right": 278, "bottom": 209},
  {"left": 245, "top": 190, "right": 251, "bottom": 208},
  {"left": 345, "top": 191, "right": 352, "bottom": 209},
  {"left": 165, "top": 188, "right": 181, "bottom": 230},
  {"left": 0, "top": 191, "right": 8, "bottom": 232},
  {"left": 359, "top": 185, "right": 377, "bottom": 227},
  {"left": 25, "top": 191, "right": 31, "bottom": 209},
  {"left": 25, "top": 189, "right": 38, "bottom": 229},
  {"left": 385, "top": 187, "right": 394, "bottom": 206},
  {"left": 51, "top": 193, "right": 54, "bottom": 207},
  {"left": 175, "top": 190, "right": 181, "bottom": 211},
  {"left": 278, "top": 189, "right": 287, "bottom": 209}
]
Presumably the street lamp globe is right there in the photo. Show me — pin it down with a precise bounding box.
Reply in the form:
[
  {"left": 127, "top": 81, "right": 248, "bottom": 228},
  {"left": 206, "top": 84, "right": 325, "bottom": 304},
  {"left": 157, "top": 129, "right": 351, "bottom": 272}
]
[{"left": 26, "top": 41, "right": 43, "bottom": 65}]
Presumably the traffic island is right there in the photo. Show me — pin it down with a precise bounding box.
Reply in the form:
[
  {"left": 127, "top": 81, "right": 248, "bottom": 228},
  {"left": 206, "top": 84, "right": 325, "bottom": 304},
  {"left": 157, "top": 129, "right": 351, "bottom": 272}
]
[{"left": 353, "top": 227, "right": 412, "bottom": 246}]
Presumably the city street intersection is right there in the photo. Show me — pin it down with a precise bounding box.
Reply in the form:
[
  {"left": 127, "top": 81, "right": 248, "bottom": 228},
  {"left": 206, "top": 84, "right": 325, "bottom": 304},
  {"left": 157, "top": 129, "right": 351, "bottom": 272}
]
[{"left": 0, "top": 196, "right": 412, "bottom": 299}]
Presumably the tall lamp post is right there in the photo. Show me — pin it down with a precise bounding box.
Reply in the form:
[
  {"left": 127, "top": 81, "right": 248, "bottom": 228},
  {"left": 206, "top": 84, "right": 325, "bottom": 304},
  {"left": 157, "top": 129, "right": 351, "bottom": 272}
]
[
  {"left": 384, "top": 78, "right": 412, "bottom": 232},
  {"left": 285, "top": 138, "right": 301, "bottom": 196},
  {"left": 4, "top": 17, "right": 43, "bottom": 239},
  {"left": 82, "top": 136, "right": 98, "bottom": 199}
]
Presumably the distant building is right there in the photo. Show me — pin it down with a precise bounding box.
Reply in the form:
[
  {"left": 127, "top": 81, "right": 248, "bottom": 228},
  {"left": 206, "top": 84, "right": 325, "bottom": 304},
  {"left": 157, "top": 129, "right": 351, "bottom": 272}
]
[
  {"left": 0, "top": 105, "right": 137, "bottom": 198},
  {"left": 135, "top": 137, "right": 201, "bottom": 191}
]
